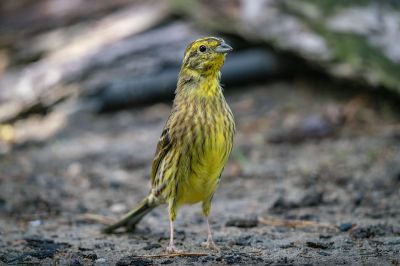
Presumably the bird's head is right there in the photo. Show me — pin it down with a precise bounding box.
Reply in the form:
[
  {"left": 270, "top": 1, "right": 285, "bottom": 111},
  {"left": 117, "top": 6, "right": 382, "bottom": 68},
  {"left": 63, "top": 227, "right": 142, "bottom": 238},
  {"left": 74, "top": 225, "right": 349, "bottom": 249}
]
[{"left": 181, "top": 37, "right": 233, "bottom": 78}]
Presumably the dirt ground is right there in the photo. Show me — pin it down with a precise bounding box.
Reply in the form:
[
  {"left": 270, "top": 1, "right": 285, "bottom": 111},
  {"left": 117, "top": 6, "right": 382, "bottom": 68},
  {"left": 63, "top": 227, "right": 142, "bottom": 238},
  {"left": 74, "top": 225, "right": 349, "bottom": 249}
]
[{"left": 1, "top": 77, "right": 399, "bottom": 265}]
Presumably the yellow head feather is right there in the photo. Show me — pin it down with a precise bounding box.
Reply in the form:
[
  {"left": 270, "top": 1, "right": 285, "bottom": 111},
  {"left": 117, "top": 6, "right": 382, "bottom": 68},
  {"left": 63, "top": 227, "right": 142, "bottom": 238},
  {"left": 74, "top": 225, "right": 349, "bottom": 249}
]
[{"left": 177, "top": 37, "right": 232, "bottom": 96}]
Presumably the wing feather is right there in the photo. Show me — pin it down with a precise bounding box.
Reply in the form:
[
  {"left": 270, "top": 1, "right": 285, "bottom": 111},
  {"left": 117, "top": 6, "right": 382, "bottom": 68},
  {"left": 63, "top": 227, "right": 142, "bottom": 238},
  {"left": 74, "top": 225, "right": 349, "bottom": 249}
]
[{"left": 150, "top": 127, "right": 172, "bottom": 185}]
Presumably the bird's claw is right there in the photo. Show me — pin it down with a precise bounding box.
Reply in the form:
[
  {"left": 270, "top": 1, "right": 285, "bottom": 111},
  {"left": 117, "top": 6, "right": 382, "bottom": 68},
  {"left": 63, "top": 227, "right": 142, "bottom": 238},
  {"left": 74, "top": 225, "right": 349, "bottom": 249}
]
[
  {"left": 166, "top": 244, "right": 183, "bottom": 254},
  {"left": 202, "top": 239, "right": 220, "bottom": 251}
]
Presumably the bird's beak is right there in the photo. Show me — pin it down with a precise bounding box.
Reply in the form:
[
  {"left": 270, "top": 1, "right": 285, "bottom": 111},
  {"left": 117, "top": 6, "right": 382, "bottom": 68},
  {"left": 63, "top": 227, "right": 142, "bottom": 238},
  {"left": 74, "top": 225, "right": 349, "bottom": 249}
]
[{"left": 215, "top": 42, "right": 233, "bottom": 54}]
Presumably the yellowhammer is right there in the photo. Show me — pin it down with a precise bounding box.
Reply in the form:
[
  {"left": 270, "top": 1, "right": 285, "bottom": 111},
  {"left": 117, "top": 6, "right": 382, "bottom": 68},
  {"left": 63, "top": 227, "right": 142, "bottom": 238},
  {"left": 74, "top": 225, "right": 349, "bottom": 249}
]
[{"left": 103, "top": 37, "right": 235, "bottom": 253}]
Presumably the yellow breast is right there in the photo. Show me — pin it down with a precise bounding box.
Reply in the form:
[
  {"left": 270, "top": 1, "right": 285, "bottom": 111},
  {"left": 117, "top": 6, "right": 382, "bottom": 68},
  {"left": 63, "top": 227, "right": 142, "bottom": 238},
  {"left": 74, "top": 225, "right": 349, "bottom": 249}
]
[{"left": 176, "top": 114, "right": 232, "bottom": 206}]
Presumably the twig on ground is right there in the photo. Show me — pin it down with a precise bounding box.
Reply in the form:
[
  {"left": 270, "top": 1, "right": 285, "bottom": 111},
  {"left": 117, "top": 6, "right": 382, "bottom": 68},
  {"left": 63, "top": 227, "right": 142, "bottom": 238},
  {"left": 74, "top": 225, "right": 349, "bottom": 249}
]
[
  {"left": 258, "top": 217, "right": 337, "bottom": 231},
  {"left": 79, "top": 213, "right": 116, "bottom": 225},
  {"left": 135, "top": 252, "right": 209, "bottom": 258}
]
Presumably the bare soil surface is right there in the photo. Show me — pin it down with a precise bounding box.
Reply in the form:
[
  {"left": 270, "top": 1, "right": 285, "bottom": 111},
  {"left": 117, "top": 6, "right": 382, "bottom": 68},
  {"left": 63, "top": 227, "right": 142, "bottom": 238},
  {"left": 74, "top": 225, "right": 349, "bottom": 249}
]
[{"left": 1, "top": 78, "right": 400, "bottom": 265}]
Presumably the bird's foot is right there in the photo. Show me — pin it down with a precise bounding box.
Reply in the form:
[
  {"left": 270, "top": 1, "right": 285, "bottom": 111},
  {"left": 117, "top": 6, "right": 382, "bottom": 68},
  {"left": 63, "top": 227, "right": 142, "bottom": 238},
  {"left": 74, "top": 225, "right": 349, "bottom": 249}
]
[
  {"left": 166, "top": 244, "right": 183, "bottom": 254},
  {"left": 202, "top": 239, "right": 220, "bottom": 251}
]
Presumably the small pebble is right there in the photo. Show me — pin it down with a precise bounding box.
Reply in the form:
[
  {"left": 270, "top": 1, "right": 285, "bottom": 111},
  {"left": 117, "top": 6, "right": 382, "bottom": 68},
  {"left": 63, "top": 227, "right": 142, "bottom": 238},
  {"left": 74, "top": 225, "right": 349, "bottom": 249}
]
[
  {"left": 338, "top": 223, "right": 353, "bottom": 232},
  {"left": 306, "top": 241, "right": 332, "bottom": 249},
  {"left": 95, "top": 258, "right": 106, "bottom": 263},
  {"left": 83, "top": 253, "right": 97, "bottom": 260},
  {"left": 395, "top": 171, "right": 400, "bottom": 182},
  {"left": 226, "top": 216, "right": 258, "bottom": 228},
  {"left": 318, "top": 251, "right": 331, "bottom": 256},
  {"left": 202, "top": 256, "right": 215, "bottom": 263},
  {"left": 29, "top": 220, "right": 42, "bottom": 227},
  {"left": 300, "top": 191, "right": 323, "bottom": 207},
  {"left": 143, "top": 243, "right": 161, "bottom": 250},
  {"left": 68, "top": 258, "right": 81, "bottom": 266},
  {"left": 235, "top": 235, "right": 252, "bottom": 246},
  {"left": 110, "top": 203, "right": 127, "bottom": 213}
]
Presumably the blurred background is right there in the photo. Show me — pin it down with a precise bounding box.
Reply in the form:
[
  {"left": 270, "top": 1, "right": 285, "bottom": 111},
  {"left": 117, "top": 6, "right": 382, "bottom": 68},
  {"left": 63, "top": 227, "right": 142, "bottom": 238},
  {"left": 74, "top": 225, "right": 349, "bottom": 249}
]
[{"left": 0, "top": 0, "right": 399, "bottom": 265}]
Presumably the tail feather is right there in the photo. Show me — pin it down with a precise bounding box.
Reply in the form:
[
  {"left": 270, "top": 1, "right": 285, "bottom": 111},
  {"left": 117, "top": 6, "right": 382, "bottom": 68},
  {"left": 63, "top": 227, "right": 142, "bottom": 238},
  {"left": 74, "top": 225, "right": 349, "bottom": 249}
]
[{"left": 102, "top": 197, "right": 156, "bottom": 234}]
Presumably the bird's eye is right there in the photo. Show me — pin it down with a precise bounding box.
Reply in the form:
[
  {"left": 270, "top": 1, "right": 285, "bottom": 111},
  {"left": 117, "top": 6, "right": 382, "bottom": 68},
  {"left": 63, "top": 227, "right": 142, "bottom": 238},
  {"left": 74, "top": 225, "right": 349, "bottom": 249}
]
[{"left": 199, "top": 45, "right": 207, "bottom": 52}]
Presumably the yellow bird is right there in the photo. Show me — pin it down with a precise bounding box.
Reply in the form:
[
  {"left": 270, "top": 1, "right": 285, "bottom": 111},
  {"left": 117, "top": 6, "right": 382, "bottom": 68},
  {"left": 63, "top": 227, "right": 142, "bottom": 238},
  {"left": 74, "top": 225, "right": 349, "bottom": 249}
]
[{"left": 103, "top": 37, "right": 235, "bottom": 253}]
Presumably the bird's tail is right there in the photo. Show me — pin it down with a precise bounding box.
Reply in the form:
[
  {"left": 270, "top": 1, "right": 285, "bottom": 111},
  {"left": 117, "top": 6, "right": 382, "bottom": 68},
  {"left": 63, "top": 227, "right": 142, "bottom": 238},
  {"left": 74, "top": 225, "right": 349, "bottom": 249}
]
[{"left": 102, "top": 197, "right": 156, "bottom": 234}]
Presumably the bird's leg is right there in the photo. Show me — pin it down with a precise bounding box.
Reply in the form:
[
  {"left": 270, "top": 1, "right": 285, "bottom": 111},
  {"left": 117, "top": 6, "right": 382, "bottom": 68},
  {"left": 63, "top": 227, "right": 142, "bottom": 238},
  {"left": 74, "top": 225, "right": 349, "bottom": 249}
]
[
  {"left": 202, "top": 218, "right": 220, "bottom": 251},
  {"left": 166, "top": 219, "right": 182, "bottom": 253},
  {"left": 202, "top": 200, "right": 220, "bottom": 251},
  {"left": 166, "top": 202, "right": 182, "bottom": 254}
]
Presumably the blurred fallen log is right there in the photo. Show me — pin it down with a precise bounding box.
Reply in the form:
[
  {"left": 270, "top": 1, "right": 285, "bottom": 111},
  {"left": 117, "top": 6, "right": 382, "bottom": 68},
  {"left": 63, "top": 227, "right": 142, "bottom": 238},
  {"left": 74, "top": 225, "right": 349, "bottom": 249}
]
[
  {"left": 0, "top": 0, "right": 139, "bottom": 49},
  {"left": 171, "top": 0, "right": 400, "bottom": 96},
  {"left": 0, "top": 35, "right": 284, "bottom": 122},
  {"left": 89, "top": 49, "right": 283, "bottom": 111},
  {"left": 0, "top": 2, "right": 170, "bottom": 123}
]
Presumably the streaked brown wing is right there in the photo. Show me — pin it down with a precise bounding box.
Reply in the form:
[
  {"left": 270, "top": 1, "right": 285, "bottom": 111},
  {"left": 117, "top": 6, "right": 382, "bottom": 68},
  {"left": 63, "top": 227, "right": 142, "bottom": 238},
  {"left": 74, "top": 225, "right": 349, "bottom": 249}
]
[{"left": 150, "top": 126, "right": 172, "bottom": 185}]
